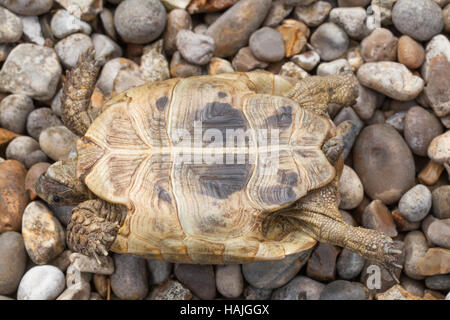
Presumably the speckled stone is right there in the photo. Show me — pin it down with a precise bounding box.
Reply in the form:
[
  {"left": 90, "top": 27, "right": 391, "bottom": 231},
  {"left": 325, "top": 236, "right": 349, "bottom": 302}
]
[
  {"left": 360, "top": 28, "right": 398, "bottom": 62},
  {"left": 39, "top": 126, "right": 78, "bottom": 162},
  {"left": 0, "top": 94, "right": 34, "bottom": 134},
  {"left": 111, "top": 254, "right": 149, "bottom": 300},
  {"left": 432, "top": 186, "right": 450, "bottom": 219},
  {"left": 398, "top": 184, "right": 432, "bottom": 222},
  {"left": 271, "top": 276, "right": 325, "bottom": 300},
  {"left": 17, "top": 265, "right": 65, "bottom": 300},
  {"left": 26, "top": 108, "right": 63, "bottom": 140}
]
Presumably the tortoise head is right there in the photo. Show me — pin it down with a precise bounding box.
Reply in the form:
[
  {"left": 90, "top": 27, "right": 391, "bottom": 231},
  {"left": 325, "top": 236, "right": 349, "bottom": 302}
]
[{"left": 35, "top": 158, "right": 92, "bottom": 206}]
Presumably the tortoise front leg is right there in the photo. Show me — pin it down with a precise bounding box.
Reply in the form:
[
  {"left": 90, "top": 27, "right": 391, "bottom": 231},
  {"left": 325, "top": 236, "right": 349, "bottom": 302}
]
[
  {"left": 62, "top": 48, "right": 102, "bottom": 136},
  {"left": 67, "top": 199, "right": 127, "bottom": 262},
  {"left": 285, "top": 74, "right": 359, "bottom": 116}
]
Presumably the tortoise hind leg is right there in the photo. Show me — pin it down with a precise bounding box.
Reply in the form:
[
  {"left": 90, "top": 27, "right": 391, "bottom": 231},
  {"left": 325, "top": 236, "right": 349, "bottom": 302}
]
[
  {"left": 279, "top": 178, "right": 403, "bottom": 282},
  {"left": 285, "top": 74, "right": 359, "bottom": 116},
  {"left": 67, "top": 199, "right": 127, "bottom": 262},
  {"left": 61, "top": 48, "right": 102, "bottom": 136}
]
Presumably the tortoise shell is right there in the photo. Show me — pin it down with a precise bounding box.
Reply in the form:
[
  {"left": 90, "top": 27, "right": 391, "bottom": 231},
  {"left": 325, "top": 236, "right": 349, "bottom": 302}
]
[{"left": 76, "top": 72, "right": 335, "bottom": 264}]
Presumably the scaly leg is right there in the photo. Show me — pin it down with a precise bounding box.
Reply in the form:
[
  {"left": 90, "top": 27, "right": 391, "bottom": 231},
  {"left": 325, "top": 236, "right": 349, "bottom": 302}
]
[
  {"left": 285, "top": 74, "right": 359, "bottom": 116},
  {"left": 67, "top": 199, "right": 127, "bottom": 262},
  {"left": 62, "top": 48, "right": 102, "bottom": 136}
]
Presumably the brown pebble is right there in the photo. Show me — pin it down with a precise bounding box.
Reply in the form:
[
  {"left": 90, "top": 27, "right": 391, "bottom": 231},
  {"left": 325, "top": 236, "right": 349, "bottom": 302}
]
[
  {"left": 392, "top": 210, "right": 421, "bottom": 232},
  {"left": 232, "top": 46, "right": 268, "bottom": 72},
  {"left": 0, "top": 128, "right": 20, "bottom": 150},
  {"left": 163, "top": 9, "right": 192, "bottom": 56},
  {"left": 360, "top": 28, "right": 398, "bottom": 62},
  {"left": 306, "top": 243, "right": 340, "bottom": 282},
  {"left": 24, "top": 162, "right": 50, "bottom": 201},
  {"left": 362, "top": 200, "right": 398, "bottom": 237},
  {"left": 397, "top": 35, "right": 425, "bottom": 69},
  {"left": 277, "top": 19, "right": 309, "bottom": 57},
  {"left": 0, "top": 160, "right": 28, "bottom": 233},
  {"left": 417, "top": 248, "right": 450, "bottom": 276},
  {"left": 93, "top": 274, "right": 108, "bottom": 299},
  {"left": 188, "top": 0, "right": 238, "bottom": 14},
  {"left": 418, "top": 160, "right": 444, "bottom": 185}
]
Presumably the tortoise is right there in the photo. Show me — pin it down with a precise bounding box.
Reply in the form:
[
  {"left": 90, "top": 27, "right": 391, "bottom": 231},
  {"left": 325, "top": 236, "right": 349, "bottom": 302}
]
[{"left": 36, "top": 50, "right": 402, "bottom": 277}]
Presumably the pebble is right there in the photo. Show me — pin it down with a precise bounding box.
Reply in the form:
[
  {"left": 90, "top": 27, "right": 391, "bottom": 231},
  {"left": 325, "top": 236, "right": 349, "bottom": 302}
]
[
  {"left": 242, "top": 250, "right": 312, "bottom": 289},
  {"left": 422, "top": 215, "right": 450, "bottom": 249},
  {"left": 329, "top": 7, "right": 370, "bottom": 40},
  {"left": 176, "top": 29, "right": 216, "bottom": 65},
  {"left": 0, "top": 232, "right": 27, "bottom": 295},
  {"left": 163, "top": 9, "right": 192, "bottom": 56},
  {"left": 397, "top": 36, "right": 425, "bottom": 70},
  {"left": 263, "top": 0, "right": 294, "bottom": 27},
  {"left": 317, "top": 59, "right": 352, "bottom": 76},
  {"left": 417, "top": 248, "right": 450, "bottom": 276},
  {"left": 336, "top": 248, "right": 365, "bottom": 280},
  {"left": 65, "top": 264, "right": 92, "bottom": 289},
  {"left": 444, "top": 4, "right": 450, "bottom": 32},
  {"left": 423, "top": 56, "right": 450, "bottom": 119},
  {"left": 161, "top": 0, "right": 190, "bottom": 10},
  {"left": 276, "top": 19, "right": 309, "bottom": 57},
  {"left": 49, "top": 250, "right": 72, "bottom": 272},
  {"left": 57, "top": 282, "right": 91, "bottom": 300},
  {"left": 20, "top": 15, "right": 44, "bottom": 46},
  {"left": 244, "top": 285, "right": 273, "bottom": 300},
  {"left": 271, "top": 276, "right": 325, "bottom": 300},
  {"left": 386, "top": 111, "right": 406, "bottom": 132},
  {"left": 293, "top": 1, "right": 332, "bottom": 27},
  {"left": 6, "top": 136, "right": 41, "bottom": 167},
  {"left": 97, "top": 58, "right": 145, "bottom": 97},
  {"left": 398, "top": 184, "right": 432, "bottom": 222},
  {"left": 310, "top": 22, "right": 349, "bottom": 61},
  {"left": 170, "top": 51, "right": 203, "bottom": 78},
  {"left": 49, "top": 205, "right": 73, "bottom": 227},
  {"left": 280, "top": 61, "right": 310, "bottom": 80},
  {"left": 55, "top": 0, "right": 103, "bottom": 21},
  {"left": 206, "top": 0, "right": 272, "bottom": 57},
  {"left": 55, "top": 33, "right": 94, "bottom": 69},
  {"left": 148, "top": 280, "right": 192, "bottom": 300},
  {"left": 392, "top": 0, "right": 444, "bottom": 41},
  {"left": 0, "top": 44, "right": 61, "bottom": 101},
  {"left": 39, "top": 126, "right": 78, "bottom": 162},
  {"left": 174, "top": 264, "right": 216, "bottom": 300},
  {"left": 360, "top": 28, "right": 398, "bottom": 62},
  {"left": 375, "top": 284, "right": 423, "bottom": 300},
  {"left": 290, "top": 51, "right": 320, "bottom": 71},
  {"left": 353, "top": 83, "right": 380, "bottom": 120},
  {"left": 428, "top": 131, "right": 450, "bottom": 165},
  {"left": 353, "top": 124, "right": 415, "bottom": 205},
  {"left": 0, "top": 160, "right": 28, "bottom": 233},
  {"left": 114, "top": 0, "right": 166, "bottom": 44},
  {"left": 111, "top": 254, "right": 149, "bottom": 300},
  {"left": 306, "top": 243, "right": 340, "bottom": 282},
  {"left": 362, "top": 200, "right": 398, "bottom": 237},
  {"left": 421, "top": 35, "right": 450, "bottom": 83},
  {"left": 99, "top": 8, "right": 116, "bottom": 40},
  {"left": 215, "top": 264, "right": 244, "bottom": 298},
  {"left": 401, "top": 275, "right": 425, "bottom": 297},
  {"left": 50, "top": 10, "right": 92, "bottom": 39},
  {"left": 26, "top": 108, "right": 63, "bottom": 140},
  {"left": 392, "top": 209, "right": 421, "bottom": 232},
  {"left": 51, "top": 89, "right": 63, "bottom": 117},
  {"left": 404, "top": 106, "right": 443, "bottom": 156},
  {"left": 208, "top": 57, "right": 234, "bottom": 75},
  {"left": 139, "top": 41, "right": 169, "bottom": 82},
  {"left": 93, "top": 274, "right": 107, "bottom": 298},
  {"left": 147, "top": 259, "right": 172, "bottom": 285},
  {"left": 418, "top": 160, "right": 444, "bottom": 186},
  {"left": 69, "top": 253, "right": 114, "bottom": 274},
  {"left": 92, "top": 33, "right": 122, "bottom": 65},
  {"left": 249, "top": 27, "right": 285, "bottom": 63},
  {"left": 404, "top": 231, "right": 428, "bottom": 280},
  {"left": 338, "top": 165, "right": 364, "bottom": 210},
  {"left": 432, "top": 186, "right": 450, "bottom": 219},
  {"left": 0, "top": 94, "right": 34, "bottom": 134},
  {"left": 357, "top": 62, "right": 424, "bottom": 101},
  {"left": 0, "top": 7, "right": 23, "bottom": 43},
  {"left": 334, "top": 107, "right": 364, "bottom": 133},
  {"left": 17, "top": 265, "right": 65, "bottom": 300},
  {"left": 0, "top": 0, "right": 53, "bottom": 16},
  {"left": 425, "top": 274, "right": 450, "bottom": 291},
  {"left": 22, "top": 201, "right": 66, "bottom": 265},
  {"left": 320, "top": 280, "right": 368, "bottom": 300},
  {"left": 232, "top": 47, "right": 269, "bottom": 72},
  {"left": 25, "top": 162, "right": 51, "bottom": 200}
]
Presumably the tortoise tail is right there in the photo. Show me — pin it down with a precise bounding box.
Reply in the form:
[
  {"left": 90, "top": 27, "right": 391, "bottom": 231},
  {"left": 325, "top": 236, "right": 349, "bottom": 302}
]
[{"left": 61, "top": 48, "right": 102, "bottom": 136}]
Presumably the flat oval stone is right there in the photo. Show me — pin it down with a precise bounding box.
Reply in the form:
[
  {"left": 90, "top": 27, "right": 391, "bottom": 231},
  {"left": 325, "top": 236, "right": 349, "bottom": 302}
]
[
  {"left": 0, "top": 94, "right": 34, "bottom": 134},
  {"left": 0, "top": 232, "right": 27, "bottom": 295},
  {"left": 22, "top": 201, "right": 66, "bottom": 265},
  {"left": 176, "top": 29, "right": 215, "bottom": 65},
  {"left": 111, "top": 254, "right": 149, "bottom": 300},
  {"left": 404, "top": 231, "right": 428, "bottom": 280},
  {"left": 392, "top": 0, "right": 444, "bottom": 41},
  {"left": 310, "top": 22, "right": 349, "bottom": 61},
  {"left": 353, "top": 124, "right": 415, "bottom": 205},
  {"left": 215, "top": 264, "right": 244, "bottom": 298},
  {"left": 404, "top": 106, "right": 443, "bottom": 156},
  {"left": 398, "top": 35, "right": 425, "bottom": 69},
  {"left": 428, "top": 131, "right": 450, "bottom": 164},
  {"left": 336, "top": 248, "right": 365, "bottom": 280},
  {"left": 338, "top": 165, "right": 364, "bottom": 210},
  {"left": 0, "top": 44, "right": 61, "bottom": 101},
  {"left": 249, "top": 27, "right": 285, "bottom": 63},
  {"left": 0, "top": 160, "right": 28, "bottom": 233},
  {"left": 54, "top": 33, "right": 94, "bottom": 69},
  {"left": 174, "top": 264, "right": 216, "bottom": 300},
  {"left": 147, "top": 259, "right": 172, "bottom": 285},
  {"left": 242, "top": 250, "right": 312, "bottom": 289},
  {"left": 398, "top": 184, "right": 432, "bottom": 222},
  {"left": 357, "top": 62, "right": 424, "bottom": 101},
  {"left": 206, "top": 0, "right": 272, "bottom": 57},
  {"left": 271, "top": 275, "right": 325, "bottom": 300},
  {"left": 320, "top": 280, "right": 368, "bottom": 300},
  {"left": 39, "top": 126, "right": 78, "bottom": 162},
  {"left": 17, "top": 265, "right": 65, "bottom": 300},
  {"left": 26, "top": 108, "right": 63, "bottom": 140},
  {"left": 360, "top": 28, "right": 398, "bottom": 62}
]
